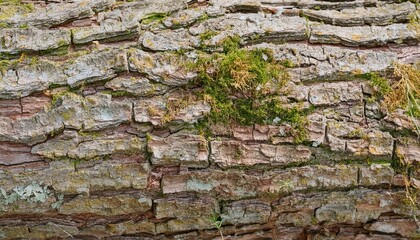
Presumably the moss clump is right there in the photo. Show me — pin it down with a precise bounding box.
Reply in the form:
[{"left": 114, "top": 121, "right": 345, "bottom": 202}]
[
  {"left": 279, "top": 59, "right": 295, "bottom": 68},
  {"left": 361, "top": 72, "right": 392, "bottom": 97},
  {"left": 192, "top": 36, "right": 308, "bottom": 143},
  {"left": 50, "top": 91, "right": 73, "bottom": 107},
  {"left": 141, "top": 13, "right": 168, "bottom": 25},
  {"left": 0, "top": 0, "right": 34, "bottom": 20},
  {"left": 39, "top": 45, "right": 69, "bottom": 56},
  {"left": 198, "top": 31, "right": 219, "bottom": 50}
]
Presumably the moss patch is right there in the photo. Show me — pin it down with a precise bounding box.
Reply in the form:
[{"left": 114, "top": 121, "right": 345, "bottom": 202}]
[
  {"left": 360, "top": 72, "right": 392, "bottom": 97},
  {"left": 0, "top": 0, "right": 34, "bottom": 20},
  {"left": 199, "top": 30, "right": 218, "bottom": 41},
  {"left": 192, "top": 36, "right": 308, "bottom": 143},
  {"left": 141, "top": 13, "right": 168, "bottom": 25},
  {"left": 363, "top": 64, "right": 420, "bottom": 136},
  {"left": 0, "top": 53, "right": 26, "bottom": 74},
  {"left": 408, "top": 5, "right": 419, "bottom": 33}
]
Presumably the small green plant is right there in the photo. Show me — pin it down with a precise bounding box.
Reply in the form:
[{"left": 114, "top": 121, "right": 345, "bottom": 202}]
[
  {"left": 210, "top": 212, "right": 224, "bottom": 240},
  {"left": 199, "top": 30, "right": 218, "bottom": 41},
  {"left": 408, "top": 4, "right": 419, "bottom": 33},
  {"left": 362, "top": 72, "right": 392, "bottom": 97},
  {"left": 0, "top": 0, "right": 34, "bottom": 20},
  {"left": 0, "top": 53, "right": 25, "bottom": 74},
  {"left": 279, "top": 59, "right": 295, "bottom": 68},
  {"left": 0, "top": 22, "right": 9, "bottom": 28}
]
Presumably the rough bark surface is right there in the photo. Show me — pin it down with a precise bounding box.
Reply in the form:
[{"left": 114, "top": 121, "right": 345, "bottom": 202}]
[{"left": 0, "top": 0, "right": 419, "bottom": 239}]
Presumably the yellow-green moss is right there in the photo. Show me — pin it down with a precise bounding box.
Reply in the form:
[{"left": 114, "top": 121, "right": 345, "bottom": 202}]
[
  {"left": 192, "top": 36, "right": 308, "bottom": 143},
  {"left": 101, "top": 90, "right": 134, "bottom": 97},
  {"left": 141, "top": 13, "right": 168, "bottom": 25},
  {"left": 199, "top": 30, "right": 218, "bottom": 41},
  {"left": 162, "top": 95, "right": 194, "bottom": 124},
  {"left": 0, "top": 22, "right": 10, "bottom": 28},
  {"left": 0, "top": 55, "right": 23, "bottom": 74},
  {"left": 408, "top": 5, "right": 419, "bottom": 33},
  {"left": 360, "top": 72, "right": 392, "bottom": 97},
  {"left": 0, "top": 60, "right": 11, "bottom": 74},
  {"left": 0, "top": 0, "right": 34, "bottom": 20}
]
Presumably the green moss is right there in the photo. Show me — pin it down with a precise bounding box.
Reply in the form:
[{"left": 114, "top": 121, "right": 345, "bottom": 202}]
[
  {"left": 28, "top": 56, "right": 38, "bottom": 66},
  {"left": 192, "top": 36, "right": 308, "bottom": 143},
  {"left": 234, "top": 147, "right": 242, "bottom": 159},
  {"left": 141, "top": 13, "right": 168, "bottom": 25},
  {"left": 369, "top": 159, "right": 392, "bottom": 165},
  {"left": 409, "top": 232, "right": 420, "bottom": 240},
  {"left": 362, "top": 65, "right": 420, "bottom": 136},
  {"left": 0, "top": 57, "right": 20, "bottom": 74},
  {"left": 0, "top": 60, "right": 11, "bottom": 74},
  {"left": 50, "top": 91, "right": 75, "bottom": 107},
  {"left": 197, "top": 13, "right": 209, "bottom": 23},
  {"left": 145, "top": 133, "right": 152, "bottom": 142},
  {"left": 348, "top": 127, "right": 368, "bottom": 139},
  {"left": 360, "top": 72, "right": 392, "bottom": 97},
  {"left": 277, "top": 179, "right": 294, "bottom": 191},
  {"left": 39, "top": 45, "right": 69, "bottom": 56},
  {"left": 408, "top": 6, "right": 419, "bottom": 33},
  {"left": 162, "top": 94, "right": 194, "bottom": 124},
  {"left": 19, "top": 24, "right": 28, "bottom": 29},
  {"left": 199, "top": 30, "right": 218, "bottom": 41},
  {"left": 391, "top": 153, "right": 407, "bottom": 174},
  {"left": 0, "top": 22, "right": 9, "bottom": 28},
  {"left": 279, "top": 59, "right": 295, "bottom": 68},
  {"left": 57, "top": 39, "right": 68, "bottom": 46},
  {"left": 78, "top": 130, "right": 101, "bottom": 138},
  {"left": 0, "top": 0, "right": 34, "bottom": 20},
  {"left": 60, "top": 109, "right": 74, "bottom": 121},
  {"left": 48, "top": 83, "right": 65, "bottom": 90}
]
